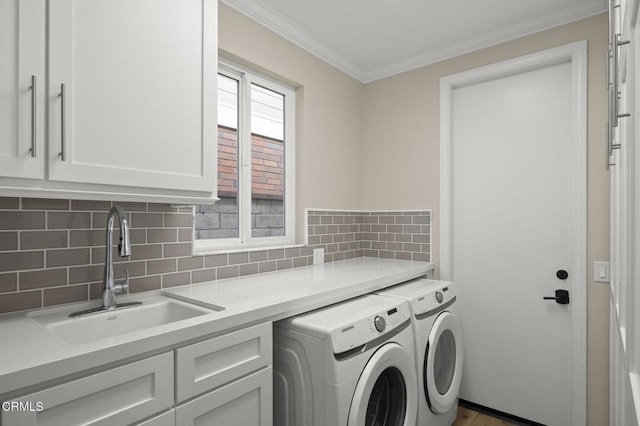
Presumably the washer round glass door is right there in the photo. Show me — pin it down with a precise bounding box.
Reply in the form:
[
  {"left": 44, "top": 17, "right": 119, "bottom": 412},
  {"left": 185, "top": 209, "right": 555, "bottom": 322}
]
[
  {"left": 424, "top": 311, "right": 463, "bottom": 414},
  {"left": 348, "top": 343, "right": 417, "bottom": 426}
]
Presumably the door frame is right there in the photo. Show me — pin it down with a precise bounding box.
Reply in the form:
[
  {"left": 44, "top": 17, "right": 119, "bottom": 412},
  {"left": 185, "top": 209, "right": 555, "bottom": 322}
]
[{"left": 439, "top": 41, "right": 587, "bottom": 426}]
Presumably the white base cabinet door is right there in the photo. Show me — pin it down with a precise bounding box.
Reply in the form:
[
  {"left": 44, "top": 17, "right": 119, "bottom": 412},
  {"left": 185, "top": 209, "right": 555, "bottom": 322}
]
[
  {"left": 0, "top": 353, "right": 174, "bottom": 426},
  {"left": 47, "top": 0, "right": 217, "bottom": 193},
  {"left": 0, "top": 0, "right": 45, "bottom": 180},
  {"left": 175, "top": 368, "right": 272, "bottom": 426},
  {"left": 176, "top": 322, "right": 272, "bottom": 402}
]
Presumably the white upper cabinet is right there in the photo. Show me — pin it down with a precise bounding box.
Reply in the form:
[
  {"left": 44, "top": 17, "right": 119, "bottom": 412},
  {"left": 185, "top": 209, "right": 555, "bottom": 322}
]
[
  {"left": 0, "top": 0, "right": 45, "bottom": 179},
  {"left": 0, "top": 0, "right": 218, "bottom": 202}
]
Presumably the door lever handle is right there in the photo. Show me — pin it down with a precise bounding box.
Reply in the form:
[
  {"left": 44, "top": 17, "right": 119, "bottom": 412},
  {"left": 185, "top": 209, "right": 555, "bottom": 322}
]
[{"left": 543, "top": 289, "right": 570, "bottom": 304}]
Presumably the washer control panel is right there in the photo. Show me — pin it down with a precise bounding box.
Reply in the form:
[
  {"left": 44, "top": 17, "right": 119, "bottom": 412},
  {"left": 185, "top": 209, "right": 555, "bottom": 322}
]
[
  {"left": 374, "top": 315, "right": 386, "bottom": 332},
  {"left": 330, "top": 301, "right": 410, "bottom": 354},
  {"left": 413, "top": 283, "right": 456, "bottom": 316}
]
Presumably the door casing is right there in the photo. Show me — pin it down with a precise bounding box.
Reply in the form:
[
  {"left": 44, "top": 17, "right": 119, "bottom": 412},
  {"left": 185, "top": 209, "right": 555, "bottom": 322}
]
[{"left": 439, "top": 40, "right": 587, "bottom": 426}]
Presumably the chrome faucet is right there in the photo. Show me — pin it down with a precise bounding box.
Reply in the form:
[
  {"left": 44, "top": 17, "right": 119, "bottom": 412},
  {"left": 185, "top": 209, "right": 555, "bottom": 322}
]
[
  {"left": 69, "top": 205, "right": 141, "bottom": 317},
  {"left": 102, "top": 205, "right": 131, "bottom": 309}
]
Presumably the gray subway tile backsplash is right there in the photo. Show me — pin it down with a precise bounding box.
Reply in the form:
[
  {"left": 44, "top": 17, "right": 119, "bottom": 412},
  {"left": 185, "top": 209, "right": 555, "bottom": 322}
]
[
  {"left": 43, "top": 285, "right": 87, "bottom": 307},
  {"left": 46, "top": 248, "right": 90, "bottom": 268},
  {"left": 69, "top": 264, "right": 103, "bottom": 284},
  {"left": 147, "top": 229, "right": 178, "bottom": 243},
  {"left": 0, "top": 211, "right": 46, "bottom": 230},
  {"left": 0, "top": 197, "right": 19, "bottom": 209},
  {"left": 178, "top": 256, "right": 204, "bottom": 272},
  {"left": 22, "top": 198, "right": 69, "bottom": 211},
  {"left": 0, "top": 291, "right": 41, "bottom": 313},
  {"left": 239, "top": 262, "right": 260, "bottom": 276},
  {"left": 164, "top": 213, "right": 192, "bottom": 228},
  {"left": 305, "top": 209, "right": 431, "bottom": 264},
  {"left": 19, "top": 268, "right": 68, "bottom": 290},
  {"left": 192, "top": 268, "right": 216, "bottom": 283},
  {"left": 129, "top": 275, "right": 161, "bottom": 293},
  {"left": 164, "top": 242, "right": 192, "bottom": 258},
  {"left": 0, "top": 232, "right": 18, "bottom": 251},
  {"left": 0, "top": 273, "right": 17, "bottom": 293},
  {"left": 228, "top": 252, "right": 249, "bottom": 265},
  {"left": 48, "top": 212, "right": 91, "bottom": 229},
  {"left": 162, "top": 271, "right": 191, "bottom": 288},
  {"left": 70, "top": 199, "right": 111, "bottom": 211},
  {"left": 148, "top": 259, "right": 177, "bottom": 275},
  {"left": 0, "top": 251, "right": 44, "bottom": 273},
  {"left": 0, "top": 200, "right": 431, "bottom": 314},
  {"left": 68, "top": 229, "right": 104, "bottom": 247}
]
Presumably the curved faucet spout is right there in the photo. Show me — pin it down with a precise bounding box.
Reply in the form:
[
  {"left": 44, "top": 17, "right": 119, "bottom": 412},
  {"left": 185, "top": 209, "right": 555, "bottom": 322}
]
[{"left": 103, "top": 205, "right": 131, "bottom": 309}]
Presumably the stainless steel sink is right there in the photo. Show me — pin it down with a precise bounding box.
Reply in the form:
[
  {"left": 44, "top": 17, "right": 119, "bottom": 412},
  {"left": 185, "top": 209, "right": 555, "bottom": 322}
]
[{"left": 29, "top": 295, "right": 223, "bottom": 345}]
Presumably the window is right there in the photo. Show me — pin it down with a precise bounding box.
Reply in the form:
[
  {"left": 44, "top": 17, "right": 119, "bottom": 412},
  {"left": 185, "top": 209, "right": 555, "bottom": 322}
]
[{"left": 194, "top": 61, "right": 295, "bottom": 252}]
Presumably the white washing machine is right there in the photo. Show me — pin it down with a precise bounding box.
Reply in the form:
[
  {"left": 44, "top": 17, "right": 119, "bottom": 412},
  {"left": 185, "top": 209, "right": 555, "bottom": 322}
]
[
  {"left": 378, "top": 279, "right": 463, "bottom": 426},
  {"left": 273, "top": 294, "right": 418, "bottom": 426}
]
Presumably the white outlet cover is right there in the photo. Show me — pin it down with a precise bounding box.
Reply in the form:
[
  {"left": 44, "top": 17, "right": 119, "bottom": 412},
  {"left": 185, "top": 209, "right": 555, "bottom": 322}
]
[{"left": 313, "top": 248, "right": 324, "bottom": 265}]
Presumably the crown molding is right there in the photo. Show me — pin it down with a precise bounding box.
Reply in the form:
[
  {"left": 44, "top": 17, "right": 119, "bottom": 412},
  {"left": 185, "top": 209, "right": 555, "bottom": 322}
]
[
  {"left": 221, "top": 0, "right": 607, "bottom": 84},
  {"left": 362, "top": 0, "right": 607, "bottom": 82},
  {"left": 220, "top": 0, "right": 365, "bottom": 81}
]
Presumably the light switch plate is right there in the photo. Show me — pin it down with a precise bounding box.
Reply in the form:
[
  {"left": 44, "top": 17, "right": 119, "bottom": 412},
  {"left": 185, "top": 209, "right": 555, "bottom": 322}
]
[{"left": 593, "top": 261, "right": 610, "bottom": 283}]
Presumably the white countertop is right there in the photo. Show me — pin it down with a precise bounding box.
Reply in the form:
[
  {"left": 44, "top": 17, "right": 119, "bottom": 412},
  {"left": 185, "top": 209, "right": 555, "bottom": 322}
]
[{"left": 0, "top": 258, "right": 432, "bottom": 396}]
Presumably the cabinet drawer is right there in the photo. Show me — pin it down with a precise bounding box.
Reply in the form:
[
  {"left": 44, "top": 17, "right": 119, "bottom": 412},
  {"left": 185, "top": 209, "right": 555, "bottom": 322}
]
[
  {"left": 176, "top": 322, "right": 272, "bottom": 402},
  {"left": 134, "top": 409, "right": 175, "bottom": 426},
  {"left": 1, "top": 352, "right": 174, "bottom": 426},
  {"left": 175, "top": 367, "right": 272, "bottom": 426}
]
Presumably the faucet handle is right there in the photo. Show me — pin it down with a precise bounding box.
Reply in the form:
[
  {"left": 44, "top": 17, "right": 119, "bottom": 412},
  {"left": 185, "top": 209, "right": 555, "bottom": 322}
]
[{"left": 114, "top": 268, "right": 130, "bottom": 294}]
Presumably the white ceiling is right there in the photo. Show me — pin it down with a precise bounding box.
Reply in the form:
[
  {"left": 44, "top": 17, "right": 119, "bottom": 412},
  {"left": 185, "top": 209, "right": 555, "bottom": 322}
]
[{"left": 221, "top": 0, "right": 606, "bottom": 83}]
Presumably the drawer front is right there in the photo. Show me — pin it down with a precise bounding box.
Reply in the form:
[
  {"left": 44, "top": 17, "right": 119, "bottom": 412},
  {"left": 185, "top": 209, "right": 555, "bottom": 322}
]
[
  {"left": 175, "top": 367, "right": 272, "bottom": 426},
  {"left": 134, "top": 409, "right": 175, "bottom": 426},
  {"left": 1, "top": 352, "right": 174, "bottom": 426},
  {"left": 176, "top": 322, "right": 272, "bottom": 402}
]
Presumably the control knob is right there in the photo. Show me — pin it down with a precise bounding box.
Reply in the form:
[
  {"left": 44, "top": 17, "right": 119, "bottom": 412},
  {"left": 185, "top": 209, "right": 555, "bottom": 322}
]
[
  {"left": 374, "top": 315, "right": 386, "bottom": 332},
  {"left": 435, "top": 291, "right": 444, "bottom": 303}
]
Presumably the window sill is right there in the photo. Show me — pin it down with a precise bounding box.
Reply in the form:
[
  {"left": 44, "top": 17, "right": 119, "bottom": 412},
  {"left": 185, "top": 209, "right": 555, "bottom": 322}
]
[{"left": 193, "top": 241, "right": 305, "bottom": 256}]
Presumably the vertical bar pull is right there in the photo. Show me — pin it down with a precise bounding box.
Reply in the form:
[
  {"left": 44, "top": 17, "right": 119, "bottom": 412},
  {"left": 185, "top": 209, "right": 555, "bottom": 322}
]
[
  {"left": 611, "top": 35, "right": 631, "bottom": 127},
  {"left": 606, "top": 120, "right": 620, "bottom": 170},
  {"left": 59, "top": 83, "right": 66, "bottom": 161},
  {"left": 606, "top": 121, "right": 612, "bottom": 170},
  {"left": 29, "top": 75, "right": 36, "bottom": 158}
]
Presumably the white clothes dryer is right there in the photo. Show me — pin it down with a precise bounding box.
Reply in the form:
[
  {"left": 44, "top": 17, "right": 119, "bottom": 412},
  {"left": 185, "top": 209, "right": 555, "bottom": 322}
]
[
  {"left": 273, "top": 294, "right": 418, "bottom": 426},
  {"left": 378, "top": 279, "right": 463, "bottom": 426}
]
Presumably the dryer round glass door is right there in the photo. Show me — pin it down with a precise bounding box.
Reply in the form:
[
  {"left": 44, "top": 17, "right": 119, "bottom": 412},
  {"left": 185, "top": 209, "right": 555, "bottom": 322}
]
[
  {"left": 348, "top": 343, "right": 418, "bottom": 426},
  {"left": 424, "top": 311, "right": 463, "bottom": 414}
]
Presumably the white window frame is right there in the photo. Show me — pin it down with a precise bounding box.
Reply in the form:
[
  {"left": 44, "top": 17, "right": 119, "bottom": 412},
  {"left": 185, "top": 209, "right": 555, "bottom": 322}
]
[{"left": 194, "top": 60, "right": 295, "bottom": 253}]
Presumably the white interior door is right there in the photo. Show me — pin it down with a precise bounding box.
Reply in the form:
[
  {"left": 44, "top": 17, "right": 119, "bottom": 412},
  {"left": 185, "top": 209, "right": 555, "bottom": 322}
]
[{"left": 440, "top": 43, "right": 586, "bottom": 426}]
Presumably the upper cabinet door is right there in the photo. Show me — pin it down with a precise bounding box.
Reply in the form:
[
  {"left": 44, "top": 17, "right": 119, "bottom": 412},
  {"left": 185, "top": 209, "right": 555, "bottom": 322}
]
[
  {"left": 48, "top": 0, "right": 217, "bottom": 193},
  {"left": 0, "top": 0, "right": 45, "bottom": 179}
]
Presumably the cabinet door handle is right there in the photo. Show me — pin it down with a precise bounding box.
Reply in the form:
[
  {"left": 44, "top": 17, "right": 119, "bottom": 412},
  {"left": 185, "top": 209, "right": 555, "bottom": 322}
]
[
  {"left": 611, "top": 34, "right": 631, "bottom": 127},
  {"left": 59, "top": 83, "right": 66, "bottom": 161},
  {"left": 29, "top": 75, "right": 36, "bottom": 158},
  {"left": 606, "top": 121, "right": 617, "bottom": 170}
]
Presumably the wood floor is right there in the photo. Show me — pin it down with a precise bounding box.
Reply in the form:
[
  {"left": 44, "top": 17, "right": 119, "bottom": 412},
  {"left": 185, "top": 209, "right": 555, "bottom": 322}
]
[{"left": 453, "top": 406, "right": 516, "bottom": 426}]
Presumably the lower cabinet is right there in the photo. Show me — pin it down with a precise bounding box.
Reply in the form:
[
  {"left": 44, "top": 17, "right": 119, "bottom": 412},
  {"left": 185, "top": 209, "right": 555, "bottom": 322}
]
[
  {"left": 135, "top": 410, "right": 176, "bottom": 426},
  {"left": 1, "top": 352, "right": 174, "bottom": 426},
  {"left": 176, "top": 322, "right": 272, "bottom": 402},
  {"left": 175, "top": 321, "right": 273, "bottom": 426},
  {"left": 1, "top": 322, "right": 273, "bottom": 426},
  {"left": 175, "top": 368, "right": 272, "bottom": 426}
]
